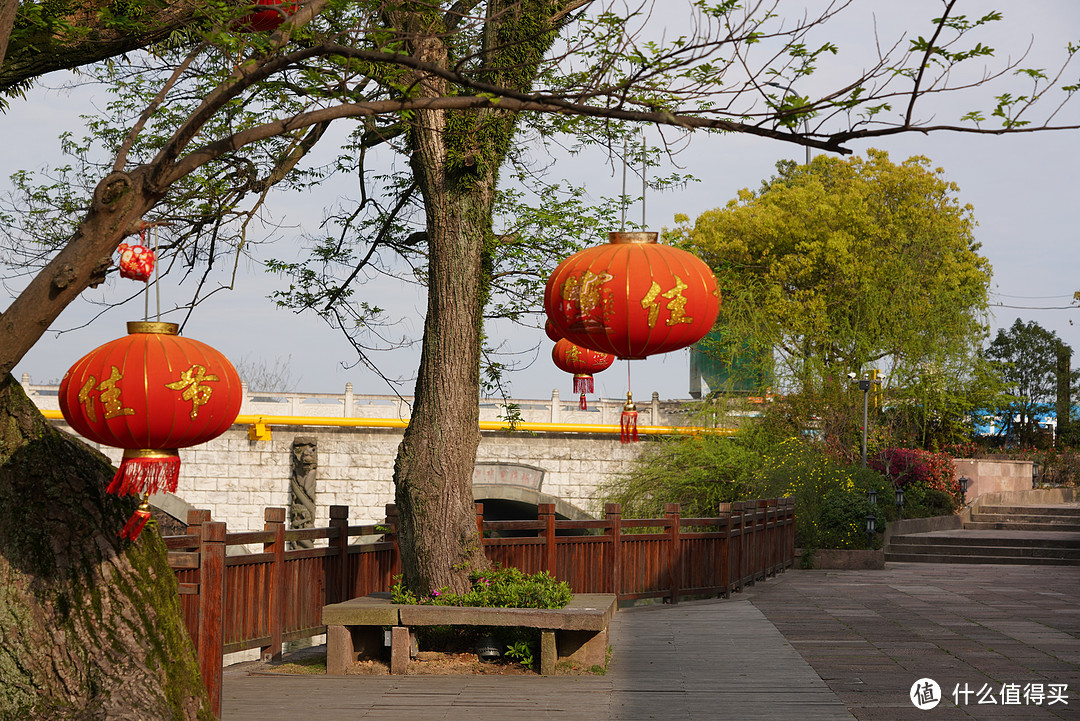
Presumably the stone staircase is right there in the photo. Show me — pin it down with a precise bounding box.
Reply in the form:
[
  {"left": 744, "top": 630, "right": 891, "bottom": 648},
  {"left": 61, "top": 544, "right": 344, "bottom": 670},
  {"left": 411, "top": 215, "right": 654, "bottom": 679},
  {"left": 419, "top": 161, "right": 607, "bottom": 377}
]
[{"left": 885, "top": 504, "right": 1080, "bottom": 565}]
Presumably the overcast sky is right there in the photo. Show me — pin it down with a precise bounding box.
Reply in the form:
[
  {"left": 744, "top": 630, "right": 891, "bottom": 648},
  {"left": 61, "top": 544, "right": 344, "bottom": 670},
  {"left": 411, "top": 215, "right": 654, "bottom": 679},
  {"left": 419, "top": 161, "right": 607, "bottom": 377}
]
[{"left": 4, "top": 2, "right": 1079, "bottom": 403}]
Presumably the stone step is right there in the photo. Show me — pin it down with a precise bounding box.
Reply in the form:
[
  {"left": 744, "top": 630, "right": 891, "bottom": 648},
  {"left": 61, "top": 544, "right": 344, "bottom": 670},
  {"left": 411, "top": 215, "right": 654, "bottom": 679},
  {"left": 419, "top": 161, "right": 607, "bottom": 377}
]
[
  {"left": 889, "top": 532, "right": 1080, "bottom": 549},
  {"left": 887, "top": 542, "right": 1080, "bottom": 560},
  {"left": 970, "top": 512, "right": 1080, "bottom": 525},
  {"left": 965, "top": 520, "right": 1080, "bottom": 532},
  {"left": 977, "top": 504, "right": 1080, "bottom": 518},
  {"left": 884, "top": 552, "right": 1080, "bottom": 566}
]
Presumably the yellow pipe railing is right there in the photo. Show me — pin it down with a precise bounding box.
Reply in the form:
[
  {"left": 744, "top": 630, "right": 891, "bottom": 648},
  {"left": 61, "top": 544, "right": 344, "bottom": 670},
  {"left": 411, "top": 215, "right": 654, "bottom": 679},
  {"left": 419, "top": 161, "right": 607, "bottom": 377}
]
[{"left": 38, "top": 408, "right": 734, "bottom": 437}]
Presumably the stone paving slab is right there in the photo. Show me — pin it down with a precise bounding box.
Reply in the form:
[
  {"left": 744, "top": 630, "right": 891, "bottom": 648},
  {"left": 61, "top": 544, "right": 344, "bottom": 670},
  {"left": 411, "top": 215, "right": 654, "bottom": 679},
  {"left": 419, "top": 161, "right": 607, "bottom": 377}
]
[
  {"left": 742, "top": 563, "right": 1080, "bottom": 720},
  {"left": 222, "top": 595, "right": 852, "bottom": 720},
  {"left": 221, "top": 562, "right": 1080, "bottom": 720}
]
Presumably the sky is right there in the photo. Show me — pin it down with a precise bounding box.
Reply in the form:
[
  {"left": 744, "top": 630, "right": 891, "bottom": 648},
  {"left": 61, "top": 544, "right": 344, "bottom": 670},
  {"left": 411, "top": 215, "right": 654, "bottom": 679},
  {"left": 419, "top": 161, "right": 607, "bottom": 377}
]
[{"left": 4, "top": 2, "right": 1079, "bottom": 403}]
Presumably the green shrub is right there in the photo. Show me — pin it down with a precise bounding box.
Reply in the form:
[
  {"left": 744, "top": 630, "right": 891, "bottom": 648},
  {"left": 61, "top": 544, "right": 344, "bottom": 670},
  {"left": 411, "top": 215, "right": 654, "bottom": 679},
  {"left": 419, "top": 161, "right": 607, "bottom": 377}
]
[
  {"left": 390, "top": 566, "right": 572, "bottom": 609},
  {"left": 604, "top": 430, "right": 767, "bottom": 517},
  {"left": 817, "top": 489, "right": 877, "bottom": 549}
]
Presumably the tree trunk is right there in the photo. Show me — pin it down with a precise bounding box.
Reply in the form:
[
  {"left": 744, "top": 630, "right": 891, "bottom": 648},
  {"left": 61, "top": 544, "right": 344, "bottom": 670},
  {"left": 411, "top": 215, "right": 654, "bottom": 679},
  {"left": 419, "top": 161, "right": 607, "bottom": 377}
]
[
  {"left": 389, "top": 1, "right": 565, "bottom": 595},
  {"left": 0, "top": 375, "right": 212, "bottom": 720},
  {"left": 391, "top": 31, "right": 492, "bottom": 594}
]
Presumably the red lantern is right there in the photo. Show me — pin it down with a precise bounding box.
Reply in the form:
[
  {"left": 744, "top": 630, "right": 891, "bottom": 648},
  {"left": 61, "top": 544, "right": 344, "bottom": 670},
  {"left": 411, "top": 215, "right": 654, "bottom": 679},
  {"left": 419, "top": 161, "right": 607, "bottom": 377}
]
[
  {"left": 551, "top": 338, "right": 614, "bottom": 410},
  {"left": 59, "top": 322, "right": 242, "bottom": 539},
  {"left": 544, "top": 232, "right": 720, "bottom": 359},
  {"left": 117, "top": 243, "right": 156, "bottom": 282},
  {"left": 544, "top": 319, "right": 563, "bottom": 343},
  {"left": 234, "top": 0, "right": 296, "bottom": 32}
]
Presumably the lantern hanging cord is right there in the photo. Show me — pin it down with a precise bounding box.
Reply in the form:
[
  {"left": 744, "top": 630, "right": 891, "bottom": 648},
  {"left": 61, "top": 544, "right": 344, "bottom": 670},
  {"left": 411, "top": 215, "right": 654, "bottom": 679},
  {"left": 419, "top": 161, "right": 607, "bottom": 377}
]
[
  {"left": 641, "top": 128, "right": 647, "bottom": 230},
  {"left": 620, "top": 138, "right": 628, "bottom": 232},
  {"left": 154, "top": 224, "right": 161, "bottom": 322},
  {"left": 141, "top": 227, "right": 150, "bottom": 322}
]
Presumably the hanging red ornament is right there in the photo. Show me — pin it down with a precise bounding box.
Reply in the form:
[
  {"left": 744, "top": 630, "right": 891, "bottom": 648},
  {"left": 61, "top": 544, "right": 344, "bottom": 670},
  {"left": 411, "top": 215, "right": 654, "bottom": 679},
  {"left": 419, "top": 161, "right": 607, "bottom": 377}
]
[
  {"left": 551, "top": 338, "right": 614, "bottom": 410},
  {"left": 544, "top": 232, "right": 720, "bottom": 359},
  {"left": 59, "top": 322, "right": 242, "bottom": 539},
  {"left": 620, "top": 392, "right": 638, "bottom": 443},
  {"left": 234, "top": 0, "right": 296, "bottom": 32},
  {"left": 117, "top": 242, "right": 156, "bottom": 282},
  {"left": 544, "top": 319, "right": 563, "bottom": 343}
]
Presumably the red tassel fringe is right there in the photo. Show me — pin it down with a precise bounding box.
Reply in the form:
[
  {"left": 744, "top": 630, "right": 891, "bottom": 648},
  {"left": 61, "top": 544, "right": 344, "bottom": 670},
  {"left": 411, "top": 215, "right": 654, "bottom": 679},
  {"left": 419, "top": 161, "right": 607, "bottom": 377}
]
[
  {"left": 119, "top": 507, "right": 152, "bottom": 540},
  {"left": 107, "top": 455, "right": 181, "bottom": 496},
  {"left": 621, "top": 410, "right": 638, "bottom": 443},
  {"left": 573, "top": 374, "right": 594, "bottom": 394}
]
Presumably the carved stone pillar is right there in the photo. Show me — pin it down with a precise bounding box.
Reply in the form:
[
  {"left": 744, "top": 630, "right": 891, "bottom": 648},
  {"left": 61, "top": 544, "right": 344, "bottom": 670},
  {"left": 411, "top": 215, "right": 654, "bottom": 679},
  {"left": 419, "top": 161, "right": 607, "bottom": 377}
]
[{"left": 289, "top": 436, "right": 317, "bottom": 549}]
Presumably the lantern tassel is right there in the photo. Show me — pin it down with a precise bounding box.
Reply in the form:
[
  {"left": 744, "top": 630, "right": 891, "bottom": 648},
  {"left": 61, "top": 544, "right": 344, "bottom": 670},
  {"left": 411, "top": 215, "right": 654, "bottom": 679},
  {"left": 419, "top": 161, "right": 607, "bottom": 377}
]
[
  {"left": 574, "top": 374, "right": 593, "bottom": 410},
  {"left": 107, "top": 450, "right": 181, "bottom": 497},
  {"left": 621, "top": 392, "right": 638, "bottom": 444},
  {"left": 119, "top": 495, "right": 152, "bottom": 541}
]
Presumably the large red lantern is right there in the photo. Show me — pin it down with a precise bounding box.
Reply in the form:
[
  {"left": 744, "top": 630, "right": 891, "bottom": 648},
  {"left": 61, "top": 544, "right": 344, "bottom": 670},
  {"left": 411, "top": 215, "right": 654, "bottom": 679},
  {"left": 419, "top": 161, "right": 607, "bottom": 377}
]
[
  {"left": 59, "top": 321, "right": 242, "bottom": 539},
  {"left": 544, "top": 232, "right": 720, "bottom": 360},
  {"left": 551, "top": 338, "right": 614, "bottom": 410},
  {"left": 234, "top": 0, "right": 295, "bottom": 32}
]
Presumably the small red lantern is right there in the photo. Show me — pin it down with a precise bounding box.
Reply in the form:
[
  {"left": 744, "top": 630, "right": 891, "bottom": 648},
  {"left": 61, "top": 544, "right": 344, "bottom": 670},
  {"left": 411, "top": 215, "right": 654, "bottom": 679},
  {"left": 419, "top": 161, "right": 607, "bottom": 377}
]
[
  {"left": 234, "top": 0, "right": 296, "bottom": 32},
  {"left": 551, "top": 338, "right": 614, "bottom": 410},
  {"left": 544, "top": 232, "right": 720, "bottom": 359},
  {"left": 59, "top": 322, "right": 242, "bottom": 539},
  {"left": 117, "top": 243, "right": 156, "bottom": 282}
]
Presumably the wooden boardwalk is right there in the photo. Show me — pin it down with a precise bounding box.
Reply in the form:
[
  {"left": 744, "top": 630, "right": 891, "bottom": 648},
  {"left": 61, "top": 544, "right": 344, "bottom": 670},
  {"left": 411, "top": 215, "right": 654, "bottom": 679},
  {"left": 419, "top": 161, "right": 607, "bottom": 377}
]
[{"left": 222, "top": 597, "right": 853, "bottom": 720}]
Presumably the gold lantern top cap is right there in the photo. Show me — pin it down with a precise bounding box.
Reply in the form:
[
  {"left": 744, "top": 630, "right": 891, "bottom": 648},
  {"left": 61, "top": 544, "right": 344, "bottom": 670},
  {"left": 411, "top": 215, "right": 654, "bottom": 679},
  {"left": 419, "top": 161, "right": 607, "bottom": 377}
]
[
  {"left": 608, "top": 231, "right": 658, "bottom": 245},
  {"left": 127, "top": 321, "right": 179, "bottom": 335}
]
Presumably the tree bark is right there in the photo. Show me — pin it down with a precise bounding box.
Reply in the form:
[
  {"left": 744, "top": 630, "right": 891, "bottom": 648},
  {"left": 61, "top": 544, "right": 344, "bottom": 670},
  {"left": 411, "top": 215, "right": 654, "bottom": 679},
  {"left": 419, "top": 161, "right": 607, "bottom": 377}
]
[
  {"left": 0, "top": 375, "right": 212, "bottom": 720},
  {"left": 0, "top": 1, "right": 205, "bottom": 94}
]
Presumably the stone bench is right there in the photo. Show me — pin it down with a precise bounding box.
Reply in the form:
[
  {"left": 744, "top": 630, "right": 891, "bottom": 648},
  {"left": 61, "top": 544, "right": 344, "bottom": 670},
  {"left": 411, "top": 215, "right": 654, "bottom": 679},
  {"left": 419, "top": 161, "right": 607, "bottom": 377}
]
[{"left": 323, "top": 593, "right": 617, "bottom": 676}]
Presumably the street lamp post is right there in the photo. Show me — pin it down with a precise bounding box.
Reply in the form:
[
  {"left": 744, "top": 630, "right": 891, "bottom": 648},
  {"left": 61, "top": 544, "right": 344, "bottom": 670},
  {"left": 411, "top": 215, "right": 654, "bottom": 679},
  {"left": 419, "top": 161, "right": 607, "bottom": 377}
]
[
  {"left": 959, "top": 475, "right": 968, "bottom": 507},
  {"left": 895, "top": 485, "right": 905, "bottom": 521},
  {"left": 851, "top": 372, "right": 882, "bottom": 468},
  {"left": 865, "top": 514, "right": 876, "bottom": 550}
]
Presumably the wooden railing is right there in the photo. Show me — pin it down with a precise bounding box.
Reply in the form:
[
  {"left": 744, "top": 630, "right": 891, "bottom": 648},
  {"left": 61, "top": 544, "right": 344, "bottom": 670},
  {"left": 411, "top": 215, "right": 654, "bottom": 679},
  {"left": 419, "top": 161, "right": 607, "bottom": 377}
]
[{"left": 165, "top": 498, "right": 794, "bottom": 717}]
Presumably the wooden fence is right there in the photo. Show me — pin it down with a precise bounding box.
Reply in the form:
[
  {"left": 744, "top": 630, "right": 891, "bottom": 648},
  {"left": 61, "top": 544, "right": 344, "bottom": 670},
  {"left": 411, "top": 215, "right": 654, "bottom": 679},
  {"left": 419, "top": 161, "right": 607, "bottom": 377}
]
[{"left": 164, "top": 498, "right": 794, "bottom": 717}]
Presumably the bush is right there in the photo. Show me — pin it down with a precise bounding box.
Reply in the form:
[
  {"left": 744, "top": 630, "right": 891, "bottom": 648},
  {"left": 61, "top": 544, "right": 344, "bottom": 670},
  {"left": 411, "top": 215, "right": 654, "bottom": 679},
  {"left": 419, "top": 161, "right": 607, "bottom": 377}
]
[
  {"left": 390, "top": 567, "right": 572, "bottom": 609},
  {"left": 817, "top": 489, "right": 877, "bottom": 549},
  {"left": 604, "top": 430, "right": 767, "bottom": 518}
]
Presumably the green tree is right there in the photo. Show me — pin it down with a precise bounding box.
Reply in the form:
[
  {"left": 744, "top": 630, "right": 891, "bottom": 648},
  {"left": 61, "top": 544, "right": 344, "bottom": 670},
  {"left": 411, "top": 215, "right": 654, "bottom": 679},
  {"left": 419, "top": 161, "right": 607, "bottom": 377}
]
[
  {"left": 673, "top": 151, "right": 994, "bottom": 451},
  {"left": 985, "top": 319, "right": 1077, "bottom": 446},
  {"left": 4, "top": 2, "right": 1080, "bottom": 716}
]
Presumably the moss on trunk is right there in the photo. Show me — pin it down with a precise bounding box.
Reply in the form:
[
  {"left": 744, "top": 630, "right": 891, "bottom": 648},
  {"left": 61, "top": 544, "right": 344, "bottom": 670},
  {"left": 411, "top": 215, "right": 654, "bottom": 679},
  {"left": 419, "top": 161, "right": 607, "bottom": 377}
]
[{"left": 0, "top": 375, "right": 212, "bottom": 720}]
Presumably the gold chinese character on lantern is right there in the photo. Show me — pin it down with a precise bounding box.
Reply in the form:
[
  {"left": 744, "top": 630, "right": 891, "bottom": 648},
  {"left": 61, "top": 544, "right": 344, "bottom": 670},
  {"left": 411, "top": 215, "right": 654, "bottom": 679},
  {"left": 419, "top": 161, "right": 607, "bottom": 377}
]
[
  {"left": 166, "top": 365, "right": 220, "bottom": 419},
  {"left": 76, "top": 366, "right": 136, "bottom": 422},
  {"left": 640, "top": 275, "right": 693, "bottom": 328}
]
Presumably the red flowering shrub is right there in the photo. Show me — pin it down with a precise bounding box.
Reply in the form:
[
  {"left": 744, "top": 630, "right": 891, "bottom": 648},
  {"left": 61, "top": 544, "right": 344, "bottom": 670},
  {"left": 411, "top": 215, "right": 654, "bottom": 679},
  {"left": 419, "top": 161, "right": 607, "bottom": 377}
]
[{"left": 869, "top": 447, "right": 958, "bottom": 496}]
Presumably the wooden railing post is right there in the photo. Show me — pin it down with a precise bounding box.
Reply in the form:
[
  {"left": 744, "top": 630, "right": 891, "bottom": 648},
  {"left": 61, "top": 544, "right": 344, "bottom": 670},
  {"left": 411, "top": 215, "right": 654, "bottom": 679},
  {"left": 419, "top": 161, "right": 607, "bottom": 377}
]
[
  {"left": 766, "top": 498, "right": 779, "bottom": 576},
  {"left": 605, "top": 503, "right": 622, "bottom": 600},
  {"left": 539, "top": 503, "right": 557, "bottom": 578},
  {"left": 329, "top": 505, "right": 349, "bottom": 603},
  {"left": 197, "top": 521, "right": 225, "bottom": 720},
  {"left": 664, "top": 503, "right": 681, "bottom": 604},
  {"left": 184, "top": 509, "right": 211, "bottom": 648},
  {"left": 262, "top": 507, "right": 286, "bottom": 662},
  {"left": 384, "top": 504, "right": 400, "bottom": 584},
  {"left": 717, "top": 502, "right": 732, "bottom": 598},
  {"left": 756, "top": 499, "right": 768, "bottom": 581},
  {"left": 731, "top": 501, "right": 744, "bottom": 592}
]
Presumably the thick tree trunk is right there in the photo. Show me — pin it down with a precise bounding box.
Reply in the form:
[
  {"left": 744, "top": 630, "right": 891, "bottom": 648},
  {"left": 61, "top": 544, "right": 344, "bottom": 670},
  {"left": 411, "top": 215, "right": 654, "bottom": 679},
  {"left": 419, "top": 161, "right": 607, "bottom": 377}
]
[
  {"left": 392, "top": 67, "right": 493, "bottom": 594},
  {"left": 389, "top": 1, "right": 565, "bottom": 595},
  {"left": 0, "top": 375, "right": 212, "bottom": 720}
]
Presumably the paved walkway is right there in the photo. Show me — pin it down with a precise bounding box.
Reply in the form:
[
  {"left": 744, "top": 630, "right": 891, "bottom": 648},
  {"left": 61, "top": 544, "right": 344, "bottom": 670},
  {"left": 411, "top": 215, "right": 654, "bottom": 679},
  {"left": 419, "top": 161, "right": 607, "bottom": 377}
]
[{"left": 221, "top": 563, "right": 1080, "bottom": 720}]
